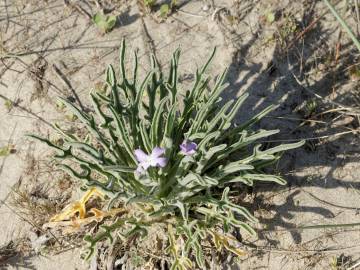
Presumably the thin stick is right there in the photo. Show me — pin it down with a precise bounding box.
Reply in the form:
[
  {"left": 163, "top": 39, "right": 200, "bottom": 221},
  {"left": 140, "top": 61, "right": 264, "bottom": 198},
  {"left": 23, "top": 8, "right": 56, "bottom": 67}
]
[
  {"left": 348, "top": 260, "right": 360, "bottom": 270},
  {"left": 264, "top": 115, "right": 327, "bottom": 124},
  {"left": 260, "top": 129, "right": 358, "bottom": 143},
  {"left": 52, "top": 64, "right": 85, "bottom": 111},
  {"left": 139, "top": 15, "right": 161, "bottom": 72},
  {"left": 64, "top": 0, "right": 92, "bottom": 20},
  {"left": 177, "top": 9, "right": 206, "bottom": 18},
  {"left": 292, "top": 73, "right": 360, "bottom": 116},
  {"left": 302, "top": 188, "right": 359, "bottom": 210},
  {"left": 264, "top": 221, "right": 360, "bottom": 232},
  {"left": 355, "top": 0, "right": 360, "bottom": 36},
  {"left": 0, "top": 199, "right": 63, "bottom": 246},
  {"left": 248, "top": 243, "right": 360, "bottom": 254},
  {"left": 4, "top": 0, "right": 10, "bottom": 33},
  {"left": 0, "top": 94, "right": 52, "bottom": 127},
  {"left": 286, "top": 16, "right": 323, "bottom": 50}
]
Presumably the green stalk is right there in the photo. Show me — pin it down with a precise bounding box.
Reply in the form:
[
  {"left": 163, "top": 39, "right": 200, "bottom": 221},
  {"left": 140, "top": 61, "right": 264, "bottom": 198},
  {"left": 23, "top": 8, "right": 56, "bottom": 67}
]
[{"left": 323, "top": 0, "right": 360, "bottom": 53}]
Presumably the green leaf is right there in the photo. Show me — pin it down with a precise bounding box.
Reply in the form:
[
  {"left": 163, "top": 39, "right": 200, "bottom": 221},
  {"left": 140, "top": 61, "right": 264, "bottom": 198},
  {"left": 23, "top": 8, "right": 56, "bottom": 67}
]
[
  {"left": 265, "top": 11, "right": 275, "bottom": 24},
  {"left": 189, "top": 68, "right": 228, "bottom": 134},
  {"left": 167, "top": 49, "right": 181, "bottom": 104},
  {"left": 53, "top": 123, "right": 78, "bottom": 141},
  {"left": 206, "top": 129, "right": 280, "bottom": 170},
  {"left": 65, "top": 141, "right": 104, "bottom": 162},
  {"left": 119, "top": 39, "right": 127, "bottom": 85},
  {"left": 188, "top": 132, "right": 206, "bottom": 141},
  {"left": 144, "top": 0, "right": 156, "bottom": 6},
  {"left": 197, "top": 131, "right": 220, "bottom": 151},
  {"left": 222, "top": 175, "right": 254, "bottom": 186},
  {"left": 139, "top": 120, "right": 152, "bottom": 153},
  {"left": 0, "top": 145, "right": 14, "bottom": 157},
  {"left": 224, "top": 105, "right": 277, "bottom": 139},
  {"left": 205, "top": 99, "right": 234, "bottom": 132},
  {"left": 241, "top": 173, "right": 287, "bottom": 185},
  {"left": 160, "top": 4, "right": 170, "bottom": 18},
  {"left": 196, "top": 144, "right": 227, "bottom": 174},
  {"left": 92, "top": 12, "right": 117, "bottom": 32},
  {"left": 58, "top": 97, "right": 91, "bottom": 124},
  {"left": 178, "top": 172, "right": 217, "bottom": 188},
  {"left": 135, "top": 71, "right": 154, "bottom": 112},
  {"left": 90, "top": 92, "right": 112, "bottom": 126},
  {"left": 164, "top": 103, "right": 177, "bottom": 140},
  {"left": 220, "top": 93, "right": 249, "bottom": 130},
  {"left": 214, "top": 163, "right": 254, "bottom": 179},
  {"left": 109, "top": 105, "right": 136, "bottom": 163},
  {"left": 26, "top": 134, "right": 71, "bottom": 158},
  {"left": 150, "top": 97, "right": 168, "bottom": 147},
  {"left": 4, "top": 100, "right": 13, "bottom": 111},
  {"left": 106, "top": 65, "right": 121, "bottom": 111},
  {"left": 261, "top": 140, "right": 305, "bottom": 155},
  {"left": 103, "top": 165, "right": 135, "bottom": 173}
]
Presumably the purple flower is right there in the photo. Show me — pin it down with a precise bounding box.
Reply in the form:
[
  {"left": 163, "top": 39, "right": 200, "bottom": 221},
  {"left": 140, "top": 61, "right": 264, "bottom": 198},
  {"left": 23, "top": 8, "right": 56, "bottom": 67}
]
[
  {"left": 135, "top": 165, "right": 146, "bottom": 176},
  {"left": 134, "top": 147, "right": 168, "bottom": 175},
  {"left": 180, "top": 140, "right": 197, "bottom": 156}
]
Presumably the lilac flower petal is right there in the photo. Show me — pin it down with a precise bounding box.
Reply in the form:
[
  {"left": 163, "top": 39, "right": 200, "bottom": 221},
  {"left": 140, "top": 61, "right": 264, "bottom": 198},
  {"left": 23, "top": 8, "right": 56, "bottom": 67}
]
[
  {"left": 149, "top": 156, "right": 163, "bottom": 167},
  {"left": 134, "top": 149, "right": 148, "bottom": 163},
  {"left": 155, "top": 157, "right": 168, "bottom": 168},
  {"left": 151, "top": 147, "right": 165, "bottom": 158},
  {"left": 135, "top": 165, "right": 145, "bottom": 176},
  {"left": 135, "top": 147, "right": 167, "bottom": 171},
  {"left": 180, "top": 144, "right": 187, "bottom": 152},
  {"left": 141, "top": 161, "right": 151, "bottom": 170},
  {"left": 180, "top": 140, "right": 197, "bottom": 156},
  {"left": 186, "top": 142, "right": 197, "bottom": 151}
]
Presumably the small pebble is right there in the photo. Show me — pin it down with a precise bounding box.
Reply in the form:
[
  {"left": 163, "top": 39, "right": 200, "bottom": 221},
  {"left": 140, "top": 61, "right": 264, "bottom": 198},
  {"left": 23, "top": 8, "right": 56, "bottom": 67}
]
[{"left": 202, "top": 4, "right": 210, "bottom": 12}]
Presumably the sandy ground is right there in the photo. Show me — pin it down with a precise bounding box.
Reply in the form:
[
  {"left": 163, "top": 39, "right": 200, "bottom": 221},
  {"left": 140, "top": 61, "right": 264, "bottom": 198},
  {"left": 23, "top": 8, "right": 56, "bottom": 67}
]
[{"left": 1, "top": 0, "right": 360, "bottom": 269}]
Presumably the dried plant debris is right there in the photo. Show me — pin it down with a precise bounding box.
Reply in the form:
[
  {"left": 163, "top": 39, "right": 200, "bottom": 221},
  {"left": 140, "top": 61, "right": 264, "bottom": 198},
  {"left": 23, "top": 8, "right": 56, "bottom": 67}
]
[
  {"left": 43, "top": 187, "right": 126, "bottom": 233},
  {"left": 0, "top": 238, "right": 32, "bottom": 267},
  {"left": 10, "top": 187, "right": 62, "bottom": 227},
  {"left": 0, "top": 240, "right": 19, "bottom": 265},
  {"left": 29, "top": 57, "right": 49, "bottom": 102}
]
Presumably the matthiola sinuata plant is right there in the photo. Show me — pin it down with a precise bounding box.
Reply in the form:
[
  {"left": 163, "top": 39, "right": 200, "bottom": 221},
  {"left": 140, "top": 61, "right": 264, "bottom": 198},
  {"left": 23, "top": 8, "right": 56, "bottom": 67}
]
[{"left": 29, "top": 40, "right": 304, "bottom": 269}]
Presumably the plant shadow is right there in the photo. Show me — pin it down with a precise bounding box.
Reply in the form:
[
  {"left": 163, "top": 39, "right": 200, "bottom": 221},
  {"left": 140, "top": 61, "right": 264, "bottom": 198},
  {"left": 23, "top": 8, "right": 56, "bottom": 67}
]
[{"left": 218, "top": 0, "right": 360, "bottom": 245}]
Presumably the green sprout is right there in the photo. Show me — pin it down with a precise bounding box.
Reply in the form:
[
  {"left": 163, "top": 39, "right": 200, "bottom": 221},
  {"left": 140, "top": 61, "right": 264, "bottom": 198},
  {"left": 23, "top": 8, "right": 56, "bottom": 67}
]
[
  {"left": 0, "top": 144, "right": 15, "bottom": 157},
  {"left": 4, "top": 100, "right": 13, "bottom": 111},
  {"left": 92, "top": 12, "right": 117, "bottom": 33},
  {"left": 144, "top": 0, "right": 156, "bottom": 7}
]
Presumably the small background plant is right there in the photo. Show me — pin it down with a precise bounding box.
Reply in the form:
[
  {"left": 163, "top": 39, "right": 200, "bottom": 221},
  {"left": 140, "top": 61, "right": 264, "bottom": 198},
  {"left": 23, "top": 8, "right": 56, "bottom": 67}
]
[
  {"left": 29, "top": 40, "right": 304, "bottom": 268},
  {"left": 142, "top": 0, "right": 177, "bottom": 18},
  {"left": 92, "top": 12, "right": 117, "bottom": 33}
]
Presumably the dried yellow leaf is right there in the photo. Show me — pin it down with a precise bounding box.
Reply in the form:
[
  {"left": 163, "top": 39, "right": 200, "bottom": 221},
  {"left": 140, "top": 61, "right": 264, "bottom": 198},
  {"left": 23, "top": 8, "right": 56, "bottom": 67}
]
[
  {"left": 44, "top": 207, "right": 127, "bottom": 230},
  {"left": 208, "top": 230, "right": 246, "bottom": 257},
  {"left": 50, "top": 187, "right": 105, "bottom": 222}
]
